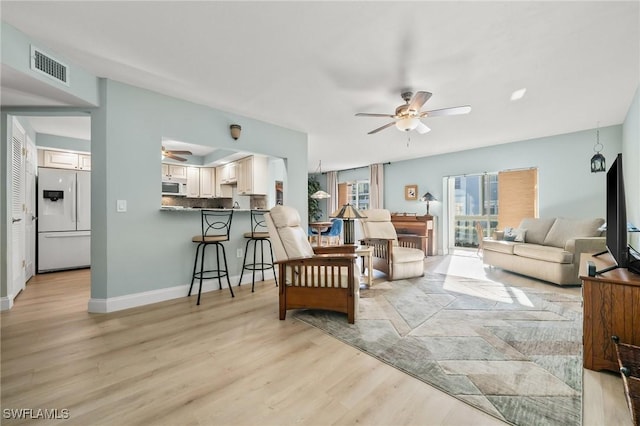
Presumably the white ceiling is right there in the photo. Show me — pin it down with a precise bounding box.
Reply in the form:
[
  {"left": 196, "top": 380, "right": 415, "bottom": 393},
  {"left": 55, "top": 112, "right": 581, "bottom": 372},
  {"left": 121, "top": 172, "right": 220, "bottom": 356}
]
[
  {"left": 1, "top": 1, "right": 638, "bottom": 172},
  {"left": 23, "top": 116, "right": 91, "bottom": 141}
]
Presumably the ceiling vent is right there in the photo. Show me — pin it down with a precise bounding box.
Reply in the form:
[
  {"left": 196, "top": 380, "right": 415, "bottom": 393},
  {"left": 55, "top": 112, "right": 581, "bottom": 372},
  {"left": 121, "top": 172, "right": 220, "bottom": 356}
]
[{"left": 30, "top": 45, "right": 69, "bottom": 86}]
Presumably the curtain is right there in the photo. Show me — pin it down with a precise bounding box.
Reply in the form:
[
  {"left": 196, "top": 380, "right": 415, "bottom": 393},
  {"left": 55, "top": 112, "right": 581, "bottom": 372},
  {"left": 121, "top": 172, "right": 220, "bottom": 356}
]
[
  {"left": 369, "top": 163, "right": 384, "bottom": 209},
  {"left": 327, "top": 171, "right": 338, "bottom": 216}
]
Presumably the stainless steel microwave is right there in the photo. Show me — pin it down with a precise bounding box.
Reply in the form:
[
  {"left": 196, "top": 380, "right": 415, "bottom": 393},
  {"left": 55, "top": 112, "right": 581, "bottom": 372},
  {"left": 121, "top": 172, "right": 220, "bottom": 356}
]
[{"left": 162, "top": 181, "right": 186, "bottom": 196}]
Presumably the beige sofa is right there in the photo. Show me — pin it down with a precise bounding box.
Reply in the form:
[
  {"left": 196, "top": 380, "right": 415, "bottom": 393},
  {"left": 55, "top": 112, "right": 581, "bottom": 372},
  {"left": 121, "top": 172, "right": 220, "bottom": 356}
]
[{"left": 482, "top": 217, "right": 606, "bottom": 285}]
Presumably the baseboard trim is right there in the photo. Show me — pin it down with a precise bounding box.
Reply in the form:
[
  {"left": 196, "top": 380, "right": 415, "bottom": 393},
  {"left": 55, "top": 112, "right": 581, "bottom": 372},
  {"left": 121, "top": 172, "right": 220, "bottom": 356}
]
[
  {"left": 0, "top": 296, "right": 14, "bottom": 311},
  {"left": 87, "top": 270, "right": 276, "bottom": 314}
]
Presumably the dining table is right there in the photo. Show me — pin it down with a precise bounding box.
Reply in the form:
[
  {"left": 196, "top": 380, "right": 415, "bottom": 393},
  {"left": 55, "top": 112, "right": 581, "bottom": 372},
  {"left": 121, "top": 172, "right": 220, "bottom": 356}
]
[{"left": 308, "top": 221, "right": 333, "bottom": 246}]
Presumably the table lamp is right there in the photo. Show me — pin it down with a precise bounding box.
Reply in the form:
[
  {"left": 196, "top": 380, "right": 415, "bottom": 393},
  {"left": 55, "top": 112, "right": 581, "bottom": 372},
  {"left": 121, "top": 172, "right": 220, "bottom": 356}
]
[
  {"left": 331, "top": 204, "right": 366, "bottom": 245},
  {"left": 420, "top": 192, "right": 437, "bottom": 215}
]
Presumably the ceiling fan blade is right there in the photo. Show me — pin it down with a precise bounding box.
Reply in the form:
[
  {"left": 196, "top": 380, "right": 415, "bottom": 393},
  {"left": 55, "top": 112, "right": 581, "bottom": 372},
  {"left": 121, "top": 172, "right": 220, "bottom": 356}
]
[
  {"left": 356, "top": 113, "right": 395, "bottom": 118},
  {"left": 415, "top": 121, "right": 431, "bottom": 134},
  {"left": 167, "top": 150, "right": 192, "bottom": 155},
  {"left": 422, "top": 105, "right": 471, "bottom": 118},
  {"left": 407, "top": 91, "right": 432, "bottom": 111},
  {"left": 164, "top": 152, "right": 187, "bottom": 162},
  {"left": 367, "top": 121, "right": 396, "bottom": 135}
]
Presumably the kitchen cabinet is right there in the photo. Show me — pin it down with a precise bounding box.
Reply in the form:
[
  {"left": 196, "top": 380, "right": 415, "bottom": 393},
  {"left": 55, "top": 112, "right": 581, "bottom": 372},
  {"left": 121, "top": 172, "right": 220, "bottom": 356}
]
[
  {"left": 217, "top": 162, "right": 237, "bottom": 184},
  {"left": 199, "top": 167, "right": 215, "bottom": 198},
  {"left": 78, "top": 154, "right": 91, "bottom": 170},
  {"left": 215, "top": 167, "right": 233, "bottom": 198},
  {"left": 186, "top": 167, "right": 200, "bottom": 197},
  {"left": 237, "top": 155, "right": 268, "bottom": 195},
  {"left": 43, "top": 150, "right": 91, "bottom": 170},
  {"left": 162, "top": 164, "right": 187, "bottom": 180}
]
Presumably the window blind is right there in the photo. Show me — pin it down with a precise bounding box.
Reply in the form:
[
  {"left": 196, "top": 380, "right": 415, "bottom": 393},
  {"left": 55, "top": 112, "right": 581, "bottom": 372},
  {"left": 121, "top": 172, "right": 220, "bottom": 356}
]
[{"left": 497, "top": 168, "right": 538, "bottom": 229}]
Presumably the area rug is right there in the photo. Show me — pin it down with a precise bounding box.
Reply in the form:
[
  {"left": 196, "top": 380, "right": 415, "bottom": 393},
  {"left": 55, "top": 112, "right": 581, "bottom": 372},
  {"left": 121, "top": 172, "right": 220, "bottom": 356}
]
[{"left": 293, "top": 273, "right": 583, "bottom": 426}]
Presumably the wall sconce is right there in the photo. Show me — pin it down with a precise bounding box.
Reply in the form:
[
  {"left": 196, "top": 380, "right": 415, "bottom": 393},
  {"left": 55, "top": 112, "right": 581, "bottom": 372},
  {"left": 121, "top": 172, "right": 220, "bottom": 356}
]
[
  {"left": 590, "top": 122, "right": 605, "bottom": 173},
  {"left": 230, "top": 124, "right": 242, "bottom": 140},
  {"left": 420, "top": 192, "right": 437, "bottom": 215}
]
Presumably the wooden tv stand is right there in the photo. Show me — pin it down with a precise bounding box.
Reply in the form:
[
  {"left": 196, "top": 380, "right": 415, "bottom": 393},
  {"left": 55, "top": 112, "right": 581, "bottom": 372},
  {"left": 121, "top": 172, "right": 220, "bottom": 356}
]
[{"left": 579, "top": 252, "right": 640, "bottom": 372}]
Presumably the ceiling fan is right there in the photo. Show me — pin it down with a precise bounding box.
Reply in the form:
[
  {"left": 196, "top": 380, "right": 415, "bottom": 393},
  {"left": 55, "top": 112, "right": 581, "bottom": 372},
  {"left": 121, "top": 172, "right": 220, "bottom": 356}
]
[
  {"left": 161, "top": 146, "right": 192, "bottom": 162},
  {"left": 356, "top": 91, "right": 471, "bottom": 135}
]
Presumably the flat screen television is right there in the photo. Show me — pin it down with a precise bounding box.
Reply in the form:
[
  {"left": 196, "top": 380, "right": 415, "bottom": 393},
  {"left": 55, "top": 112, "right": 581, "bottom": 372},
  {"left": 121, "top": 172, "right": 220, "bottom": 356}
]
[{"left": 594, "top": 153, "right": 628, "bottom": 273}]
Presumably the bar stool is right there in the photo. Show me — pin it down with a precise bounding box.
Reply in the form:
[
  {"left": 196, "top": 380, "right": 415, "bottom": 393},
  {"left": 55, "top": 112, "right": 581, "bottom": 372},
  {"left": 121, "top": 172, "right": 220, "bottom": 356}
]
[
  {"left": 188, "top": 209, "right": 235, "bottom": 305},
  {"left": 238, "top": 209, "right": 278, "bottom": 292}
]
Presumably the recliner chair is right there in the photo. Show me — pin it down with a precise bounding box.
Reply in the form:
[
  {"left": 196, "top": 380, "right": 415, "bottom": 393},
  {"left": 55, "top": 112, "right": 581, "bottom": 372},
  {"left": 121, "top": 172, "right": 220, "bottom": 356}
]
[
  {"left": 359, "top": 209, "right": 425, "bottom": 280},
  {"left": 265, "top": 206, "right": 359, "bottom": 323}
]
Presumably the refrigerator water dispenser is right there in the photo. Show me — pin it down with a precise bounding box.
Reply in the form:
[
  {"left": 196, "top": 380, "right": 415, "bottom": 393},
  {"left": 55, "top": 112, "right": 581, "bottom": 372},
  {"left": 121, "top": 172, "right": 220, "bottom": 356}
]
[{"left": 43, "top": 190, "right": 64, "bottom": 201}]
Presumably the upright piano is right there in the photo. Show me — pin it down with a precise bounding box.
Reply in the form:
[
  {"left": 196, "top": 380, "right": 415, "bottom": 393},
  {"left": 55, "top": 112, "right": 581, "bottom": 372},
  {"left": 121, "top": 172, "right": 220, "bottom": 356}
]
[{"left": 390, "top": 213, "right": 436, "bottom": 256}]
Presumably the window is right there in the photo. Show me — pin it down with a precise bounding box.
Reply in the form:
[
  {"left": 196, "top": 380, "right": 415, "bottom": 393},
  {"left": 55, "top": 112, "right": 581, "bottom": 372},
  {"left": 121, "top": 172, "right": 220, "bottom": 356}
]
[
  {"left": 339, "top": 180, "right": 369, "bottom": 210},
  {"left": 349, "top": 180, "right": 369, "bottom": 210}
]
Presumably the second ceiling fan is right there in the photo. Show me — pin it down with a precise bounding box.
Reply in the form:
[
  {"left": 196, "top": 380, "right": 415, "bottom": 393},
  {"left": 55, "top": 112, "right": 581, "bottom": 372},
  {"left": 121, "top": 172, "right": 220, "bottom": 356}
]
[
  {"left": 356, "top": 91, "right": 471, "bottom": 135},
  {"left": 162, "top": 146, "right": 192, "bottom": 162}
]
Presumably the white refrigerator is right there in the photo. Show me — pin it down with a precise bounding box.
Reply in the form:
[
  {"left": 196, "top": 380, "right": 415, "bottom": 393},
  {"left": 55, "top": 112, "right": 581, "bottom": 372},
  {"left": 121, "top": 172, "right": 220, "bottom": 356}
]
[{"left": 37, "top": 167, "right": 91, "bottom": 273}]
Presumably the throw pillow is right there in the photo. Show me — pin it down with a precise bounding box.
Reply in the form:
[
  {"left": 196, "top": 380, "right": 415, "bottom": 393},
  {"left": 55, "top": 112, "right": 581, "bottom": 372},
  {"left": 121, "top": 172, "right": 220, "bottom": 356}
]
[{"left": 504, "top": 227, "right": 526, "bottom": 242}]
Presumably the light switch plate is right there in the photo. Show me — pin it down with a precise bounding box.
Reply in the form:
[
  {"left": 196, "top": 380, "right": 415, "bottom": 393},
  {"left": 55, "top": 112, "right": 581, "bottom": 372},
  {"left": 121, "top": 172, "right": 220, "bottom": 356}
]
[{"left": 116, "top": 199, "right": 127, "bottom": 212}]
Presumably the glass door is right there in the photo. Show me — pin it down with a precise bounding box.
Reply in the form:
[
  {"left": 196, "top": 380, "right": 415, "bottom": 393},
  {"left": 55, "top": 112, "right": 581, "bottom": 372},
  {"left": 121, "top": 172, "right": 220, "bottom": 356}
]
[{"left": 448, "top": 173, "right": 498, "bottom": 250}]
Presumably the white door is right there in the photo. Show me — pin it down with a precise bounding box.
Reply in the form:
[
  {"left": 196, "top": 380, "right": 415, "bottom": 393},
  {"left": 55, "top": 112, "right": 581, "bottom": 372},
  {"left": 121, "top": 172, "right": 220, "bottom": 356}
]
[
  {"left": 76, "top": 171, "right": 91, "bottom": 231},
  {"left": 11, "top": 118, "right": 26, "bottom": 298},
  {"left": 38, "top": 168, "right": 77, "bottom": 232},
  {"left": 25, "top": 136, "right": 37, "bottom": 281}
]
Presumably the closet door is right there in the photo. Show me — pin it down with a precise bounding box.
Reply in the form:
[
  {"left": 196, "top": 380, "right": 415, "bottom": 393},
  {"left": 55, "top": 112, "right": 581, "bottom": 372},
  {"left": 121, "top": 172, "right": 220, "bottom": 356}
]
[{"left": 10, "top": 118, "right": 26, "bottom": 300}]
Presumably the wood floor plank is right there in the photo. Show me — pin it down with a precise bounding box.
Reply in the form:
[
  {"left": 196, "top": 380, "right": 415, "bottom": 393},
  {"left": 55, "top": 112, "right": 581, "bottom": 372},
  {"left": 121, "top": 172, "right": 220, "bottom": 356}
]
[{"left": 1, "top": 257, "right": 632, "bottom": 425}]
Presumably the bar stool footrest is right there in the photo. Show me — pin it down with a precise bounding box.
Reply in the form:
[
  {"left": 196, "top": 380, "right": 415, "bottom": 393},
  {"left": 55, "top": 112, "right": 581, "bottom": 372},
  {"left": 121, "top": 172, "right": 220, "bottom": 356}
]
[{"left": 193, "top": 269, "right": 229, "bottom": 280}]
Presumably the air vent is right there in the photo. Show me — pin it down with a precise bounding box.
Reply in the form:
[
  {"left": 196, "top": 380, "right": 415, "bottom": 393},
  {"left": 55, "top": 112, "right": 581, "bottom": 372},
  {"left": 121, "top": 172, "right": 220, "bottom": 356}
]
[{"left": 30, "top": 45, "right": 69, "bottom": 86}]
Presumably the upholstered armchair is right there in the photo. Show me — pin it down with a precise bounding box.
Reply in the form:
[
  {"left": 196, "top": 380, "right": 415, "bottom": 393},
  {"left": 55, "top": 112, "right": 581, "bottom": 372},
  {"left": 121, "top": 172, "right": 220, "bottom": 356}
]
[
  {"left": 360, "top": 209, "right": 425, "bottom": 280},
  {"left": 265, "top": 206, "right": 359, "bottom": 323}
]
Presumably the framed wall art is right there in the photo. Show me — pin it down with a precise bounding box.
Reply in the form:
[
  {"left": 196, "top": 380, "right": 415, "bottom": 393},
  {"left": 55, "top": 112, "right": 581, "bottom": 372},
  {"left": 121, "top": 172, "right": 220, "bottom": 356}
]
[{"left": 404, "top": 184, "right": 418, "bottom": 200}]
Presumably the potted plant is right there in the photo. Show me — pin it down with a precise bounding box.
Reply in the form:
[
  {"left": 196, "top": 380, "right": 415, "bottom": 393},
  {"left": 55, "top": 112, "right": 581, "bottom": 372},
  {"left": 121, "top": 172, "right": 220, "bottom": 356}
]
[{"left": 308, "top": 177, "right": 322, "bottom": 221}]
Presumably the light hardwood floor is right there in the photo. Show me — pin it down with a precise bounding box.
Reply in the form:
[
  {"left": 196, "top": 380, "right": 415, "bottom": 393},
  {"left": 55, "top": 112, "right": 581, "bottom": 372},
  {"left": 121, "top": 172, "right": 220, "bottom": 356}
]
[{"left": 0, "top": 254, "right": 632, "bottom": 426}]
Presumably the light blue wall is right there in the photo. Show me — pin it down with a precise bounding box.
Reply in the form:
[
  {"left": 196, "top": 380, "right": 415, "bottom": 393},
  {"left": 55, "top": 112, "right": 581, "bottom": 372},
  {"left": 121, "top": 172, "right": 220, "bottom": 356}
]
[
  {"left": 623, "top": 87, "right": 639, "bottom": 250},
  {"left": 364, "top": 125, "right": 622, "bottom": 253},
  {"left": 36, "top": 133, "right": 90, "bottom": 152},
  {"left": 1, "top": 22, "right": 99, "bottom": 106},
  {"left": 91, "top": 79, "right": 308, "bottom": 299},
  {"left": 387, "top": 126, "right": 622, "bottom": 215}
]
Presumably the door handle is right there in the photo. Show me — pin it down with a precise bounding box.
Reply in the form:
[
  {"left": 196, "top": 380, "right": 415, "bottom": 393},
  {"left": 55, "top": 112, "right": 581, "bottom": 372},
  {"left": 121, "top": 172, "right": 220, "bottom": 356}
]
[
  {"left": 12, "top": 217, "right": 22, "bottom": 223},
  {"left": 32, "top": 215, "right": 37, "bottom": 221}
]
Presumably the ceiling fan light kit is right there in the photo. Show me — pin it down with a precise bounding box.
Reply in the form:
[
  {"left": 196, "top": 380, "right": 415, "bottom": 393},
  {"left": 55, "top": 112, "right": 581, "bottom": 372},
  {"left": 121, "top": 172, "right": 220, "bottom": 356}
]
[
  {"left": 396, "top": 116, "right": 419, "bottom": 132},
  {"left": 356, "top": 90, "right": 470, "bottom": 136}
]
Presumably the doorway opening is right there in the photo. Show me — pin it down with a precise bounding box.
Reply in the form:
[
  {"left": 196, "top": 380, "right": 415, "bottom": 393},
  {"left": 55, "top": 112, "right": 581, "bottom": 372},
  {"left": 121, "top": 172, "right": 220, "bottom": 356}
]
[{"left": 6, "top": 113, "right": 91, "bottom": 309}]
